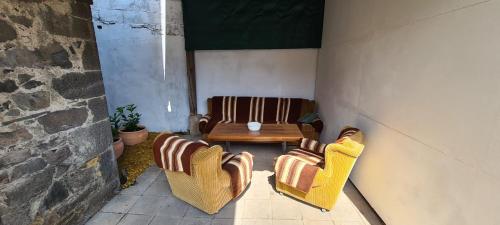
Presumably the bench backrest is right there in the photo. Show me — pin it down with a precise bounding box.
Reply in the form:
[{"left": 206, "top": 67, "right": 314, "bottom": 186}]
[{"left": 207, "top": 96, "right": 315, "bottom": 123}]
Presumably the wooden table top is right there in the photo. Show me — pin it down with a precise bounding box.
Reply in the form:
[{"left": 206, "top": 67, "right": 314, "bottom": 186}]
[{"left": 207, "top": 123, "right": 304, "bottom": 142}]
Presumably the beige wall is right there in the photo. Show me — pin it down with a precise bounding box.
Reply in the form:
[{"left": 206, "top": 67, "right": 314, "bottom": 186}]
[
  {"left": 316, "top": 0, "right": 500, "bottom": 225},
  {"left": 195, "top": 49, "right": 318, "bottom": 114}
]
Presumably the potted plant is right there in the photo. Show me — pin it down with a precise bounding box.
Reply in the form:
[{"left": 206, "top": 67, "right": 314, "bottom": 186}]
[
  {"left": 109, "top": 111, "right": 124, "bottom": 159},
  {"left": 117, "top": 104, "right": 148, "bottom": 146}
]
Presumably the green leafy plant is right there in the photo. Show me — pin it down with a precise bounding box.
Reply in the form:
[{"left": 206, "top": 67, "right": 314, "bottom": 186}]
[
  {"left": 118, "top": 104, "right": 142, "bottom": 132},
  {"left": 109, "top": 111, "right": 121, "bottom": 141}
]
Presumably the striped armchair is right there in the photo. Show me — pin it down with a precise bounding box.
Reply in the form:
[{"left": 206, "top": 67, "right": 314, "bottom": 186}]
[
  {"left": 274, "top": 127, "right": 365, "bottom": 211},
  {"left": 199, "top": 96, "right": 324, "bottom": 139},
  {"left": 152, "top": 133, "right": 253, "bottom": 214}
]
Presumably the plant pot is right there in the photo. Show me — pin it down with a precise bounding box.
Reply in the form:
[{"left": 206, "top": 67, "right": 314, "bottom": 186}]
[
  {"left": 119, "top": 126, "right": 148, "bottom": 146},
  {"left": 113, "top": 137, "right": 124, "bottom": 159}
]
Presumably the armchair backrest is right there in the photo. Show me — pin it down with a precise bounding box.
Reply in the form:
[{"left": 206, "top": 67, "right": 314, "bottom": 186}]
[
  {"left": 152, "top": 133, "right": 211, "bottom": 174},
  {"left": 206, "top": 96, "right": 316, "bottom": 123},
  {"left": 337, "top": 126, "right": 364, "bottom": 144}
]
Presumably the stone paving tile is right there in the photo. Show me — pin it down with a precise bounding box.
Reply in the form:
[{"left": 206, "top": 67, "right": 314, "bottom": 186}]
[
  {"left": 271, "top": 198, "right": 302, "bottom": 220},
  {"left": 101, "top": 195, "right": 141, "bottom": 213},
  {"left": 303, "top": 220, "right": 334, "bottom": 225},
  {"left": 143, "top": 174, "right": 171, "bottom": 196},
  {"left": 239, "top": 219, "right": 273, "bottom": 225},
  {"left": 272, "top": 219, "right": 304, "bottom": 225},
  {"left": 128, "top": 195, "right": 170, "bottom": 215},
  {"left": 243, "top": 199, "right": 272, "bottom": 219},
  {"left": 329, "top": 205, "right": 362, "bottom": 222},
  {"left": 116, "top": 214, "right": 153, "bottom": 225},
  {"left": 178, "top": 218, "right": 212, "bottom": 225},
  {"left": 185, "top": 206, "right": 215, "bottom": 218},
  {"left": 120, "top": 169, "right": 161, "bottom": 196},
  {"left": 299, "top": 204, "right": 331, "bottom": 221},
  {"left": 214, "top": 199, "right": 245, "bottom": 219},
  {"left": 241, "top": 181, "right": 273, "bottom": 200},
  {"left": 149, "top": 216, "right": 182, "bottom": 225},
  {"left": 157, "top": 195, "right": 191, "bottom": 218},
  {"left": 333, "top": 221, "right": 365, "bottom": 225},
  {"left": 86, "top": 212, "right": 124, "bottom": 225},
  {"left": 211, "top": 218, "right": 237, "bottom": 225}
]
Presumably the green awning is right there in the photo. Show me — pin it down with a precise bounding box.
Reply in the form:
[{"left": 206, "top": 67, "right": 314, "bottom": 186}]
[{"left": 182, "top": 0, "right": 325, "bottom": 50}]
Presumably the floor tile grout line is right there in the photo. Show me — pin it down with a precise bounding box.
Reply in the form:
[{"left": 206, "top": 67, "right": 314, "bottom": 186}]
[{"left": 114, "top": 212, "right": 126, "bottom": 225}]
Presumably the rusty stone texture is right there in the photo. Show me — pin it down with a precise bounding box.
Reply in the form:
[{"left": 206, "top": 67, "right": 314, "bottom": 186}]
[{"left": 0, "top": 1, "right": 119, "bottom": 225}]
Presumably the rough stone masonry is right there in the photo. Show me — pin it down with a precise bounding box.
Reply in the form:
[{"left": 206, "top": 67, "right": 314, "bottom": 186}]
[{"left": 0, "top": 0, "right": 120, "bottom": 225}]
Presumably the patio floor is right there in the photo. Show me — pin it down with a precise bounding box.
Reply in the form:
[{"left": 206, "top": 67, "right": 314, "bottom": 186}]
[{"left": 85, "top": 143, "right": 384, "bottom": 225}]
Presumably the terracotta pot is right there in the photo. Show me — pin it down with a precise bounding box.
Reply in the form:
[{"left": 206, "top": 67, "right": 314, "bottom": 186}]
[
  {"left": 113, "top": 137, "right": 124, "bottom": 159},
  {"left": 119, "top": 126, "right": 148, "bottom": 146}
]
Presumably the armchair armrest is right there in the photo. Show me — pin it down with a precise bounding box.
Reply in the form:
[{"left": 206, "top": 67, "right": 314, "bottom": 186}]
[
  {"left": 298, "top": 118, "right": 323, "bottom": 136},
  {"left": 323, "top": 138, "right": 364, "bottom": 176},
  {"left": 198, "top": 114, "right": 212, "bottom": 133},
  {"left": 310, "top": 118, "right": 323, "bottom": 133}
]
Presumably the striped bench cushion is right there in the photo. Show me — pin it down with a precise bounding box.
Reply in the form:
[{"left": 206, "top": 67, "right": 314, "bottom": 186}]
[
  {"left": 199, "top": 114, "right": 211, "bottom": 123},
  {"left": 221, "top": 151, "right": 254, "bottom": 197},
  {"left": 211, "top": 96, "right": 303, "bottom": 124}
]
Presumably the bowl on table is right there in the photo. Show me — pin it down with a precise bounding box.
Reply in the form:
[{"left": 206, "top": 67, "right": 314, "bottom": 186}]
[{"left": 247, "top": 122, "right": 262, "bottom": 131}]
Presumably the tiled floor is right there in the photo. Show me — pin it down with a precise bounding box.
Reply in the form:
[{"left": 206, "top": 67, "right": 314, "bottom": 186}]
[{"left": 86, "top": 143, "right": 385, "bottom": 225}]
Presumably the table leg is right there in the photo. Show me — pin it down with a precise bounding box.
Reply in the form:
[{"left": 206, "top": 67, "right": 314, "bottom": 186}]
[
  {"left": 226, "top": 141, "right": 231, "bottom": 152},
  {"left": 282, "top": 141, "right": 287, "bottom": 153}
]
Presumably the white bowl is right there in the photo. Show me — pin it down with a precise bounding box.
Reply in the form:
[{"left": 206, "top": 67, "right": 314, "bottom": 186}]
[{"left": 247, "top": 122, "right": 262, "bottom": 131}]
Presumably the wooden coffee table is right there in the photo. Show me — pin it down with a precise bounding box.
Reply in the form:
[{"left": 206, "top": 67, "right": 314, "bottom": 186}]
[{"left": 207, "top": 123, "right": 304, "bottom": 152}]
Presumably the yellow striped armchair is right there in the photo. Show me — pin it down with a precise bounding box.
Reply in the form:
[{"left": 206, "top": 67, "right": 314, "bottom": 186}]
[
  {"left": 274, "top": 127, "right": 365, "bottom": 211},
  {"left": 153, "top": 133, "right": 253, "bottom": 214}
]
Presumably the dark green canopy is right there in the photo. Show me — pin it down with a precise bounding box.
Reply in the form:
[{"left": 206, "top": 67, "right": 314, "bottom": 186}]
[{"left": 182, "top": 0, "right": 325, "bottom": 50}]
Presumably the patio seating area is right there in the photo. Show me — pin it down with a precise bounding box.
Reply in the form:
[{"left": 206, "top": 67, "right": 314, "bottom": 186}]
[{"left": 86, "top": 143, "right": 383, "bottom": 225}]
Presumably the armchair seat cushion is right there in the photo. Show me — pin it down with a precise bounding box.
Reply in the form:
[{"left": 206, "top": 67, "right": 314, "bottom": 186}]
[
  {"left": 287, "top": 149, "right": 325, "bottom": 168},
  {"left": 274, "top": 147, "right": 326, "bottom": 193}
]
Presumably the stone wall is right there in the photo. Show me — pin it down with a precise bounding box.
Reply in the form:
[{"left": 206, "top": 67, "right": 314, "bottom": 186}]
[{"left": 0, "top": 1, "right": 119, "bottom": 225}]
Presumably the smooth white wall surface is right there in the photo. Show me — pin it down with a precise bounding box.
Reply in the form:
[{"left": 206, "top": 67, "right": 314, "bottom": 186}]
[
  {"left": 316, "top": 0, "right": 500, "bottom": 225},
  {"left": 196, "top": 49, "right": 318, "bottom": 114},
  {"left": 91, "top": 0, "right": 189, "bottom": 132}
]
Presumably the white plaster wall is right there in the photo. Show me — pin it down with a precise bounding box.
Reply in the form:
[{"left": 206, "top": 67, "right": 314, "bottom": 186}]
[
  {"left": 91, "top": 0, "right": 189, "bottom": 132},
  {"left": 196, "top": 49, "right": 318, "bottom": 114},
  {"left": 92, "top": 0, "right": 318, "bottom": 128},
  {"left": 316, "top": 0, "right": 500, "bottom": 225}
]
